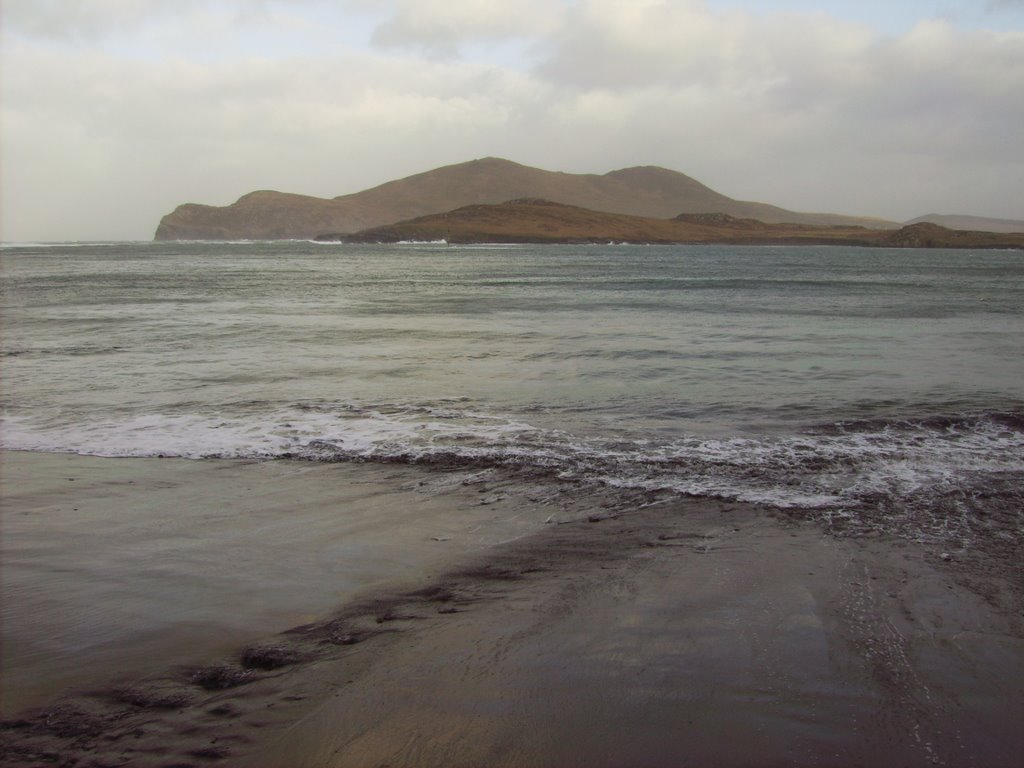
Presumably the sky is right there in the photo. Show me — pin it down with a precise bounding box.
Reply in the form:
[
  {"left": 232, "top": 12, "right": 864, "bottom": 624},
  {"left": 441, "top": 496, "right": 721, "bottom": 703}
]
[{"left": 1, "top": 0, "right": 1023, "bottom": 241}]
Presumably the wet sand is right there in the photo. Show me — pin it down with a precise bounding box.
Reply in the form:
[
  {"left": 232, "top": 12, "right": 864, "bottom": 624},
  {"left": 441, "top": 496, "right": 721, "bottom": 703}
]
[
  {"left": 3, "top": 451, "right": 1024, "bottom": 766},
  {"left": 0, "top": 451, "right": 564, "bottom": 715}
]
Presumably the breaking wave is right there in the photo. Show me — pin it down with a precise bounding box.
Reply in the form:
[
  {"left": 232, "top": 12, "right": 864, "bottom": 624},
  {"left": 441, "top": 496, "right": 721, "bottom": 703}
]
[{"left": 4, "top": 402, "right": 1022, "bottom": 532}]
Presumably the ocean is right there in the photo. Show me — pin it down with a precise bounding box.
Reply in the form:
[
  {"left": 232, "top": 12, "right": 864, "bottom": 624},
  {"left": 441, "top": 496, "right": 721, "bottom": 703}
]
[{"left": 2, "top": 240, "right": 1023, "bottom": 549}]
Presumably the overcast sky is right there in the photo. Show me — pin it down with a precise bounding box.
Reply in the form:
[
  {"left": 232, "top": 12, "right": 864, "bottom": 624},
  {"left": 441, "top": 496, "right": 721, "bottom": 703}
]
[{"left": 2, "top": 0, "right": 1022, "bottom": 241}]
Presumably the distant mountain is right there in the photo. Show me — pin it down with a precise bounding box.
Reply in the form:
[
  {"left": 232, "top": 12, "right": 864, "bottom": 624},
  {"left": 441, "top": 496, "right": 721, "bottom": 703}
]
[
  {"left": 154, "top": 157, "right": 894, "bottom": 241},
  {"left": 903, "top": 214, "right": 1024, "bottom": 234},
  {"left": 316, "top": 199, "right": 1024, "bottom": 250}
]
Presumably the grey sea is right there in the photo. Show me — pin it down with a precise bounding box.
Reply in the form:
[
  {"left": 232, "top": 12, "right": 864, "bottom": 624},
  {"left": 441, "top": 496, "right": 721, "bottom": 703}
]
[
  {"left": 3, "top": 241, "right": 1023, "bottom": 528},
  {"left": 3, "top": 240, "right": 1024, "bottom": 764}
]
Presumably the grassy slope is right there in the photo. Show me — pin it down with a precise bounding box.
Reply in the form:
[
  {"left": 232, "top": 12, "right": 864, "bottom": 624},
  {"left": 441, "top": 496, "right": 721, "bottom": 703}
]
[{"left": 324, "top": 199, "right": 1024, "bottom": 249}]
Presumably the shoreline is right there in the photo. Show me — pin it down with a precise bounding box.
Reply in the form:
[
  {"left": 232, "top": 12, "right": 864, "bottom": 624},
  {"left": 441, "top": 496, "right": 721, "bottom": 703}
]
[
  {"left": 0, "top": 451, "right": 573, "bottom": 716},
  {"left": 2, "top": 451, "right": 1024, "bottom": 766}
]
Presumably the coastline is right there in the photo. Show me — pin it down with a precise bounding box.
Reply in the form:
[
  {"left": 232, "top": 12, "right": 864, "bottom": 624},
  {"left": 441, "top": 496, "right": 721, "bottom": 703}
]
[
  {"left": 312, "top": 200, "right": 1024, "bottom": 250},
  {"left": 3, "top": 451, "right": 1024, "bottom": 766}
]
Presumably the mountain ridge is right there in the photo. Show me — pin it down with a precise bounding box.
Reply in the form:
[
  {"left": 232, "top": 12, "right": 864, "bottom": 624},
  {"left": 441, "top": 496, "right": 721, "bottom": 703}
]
[{"left": 154, "top": 157, "right": 895, "bottom": 241}]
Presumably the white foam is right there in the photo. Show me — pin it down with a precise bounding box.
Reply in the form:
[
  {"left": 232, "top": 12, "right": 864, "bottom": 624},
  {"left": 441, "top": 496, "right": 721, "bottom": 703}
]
[
  {"left": 0, "top": 403, "right": 542, "bottom": 461},
  {"left": 3, "top": 404, "right": 1022, "bottom": 513}
]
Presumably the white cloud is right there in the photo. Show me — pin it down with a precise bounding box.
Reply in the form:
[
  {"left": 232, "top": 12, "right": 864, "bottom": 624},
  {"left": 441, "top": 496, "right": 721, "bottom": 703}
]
[
  {"left": 365, "top": 0, "right": 563, "bottom": 57},
  {"left": 1, "top": 0, "right": 1022, "bottom": 240},
  {"left": 539, "top": 0, "right": 880, "bottom": 93},
  {"left": 2, "top": 0, "right": 211, "bottom": 39}
]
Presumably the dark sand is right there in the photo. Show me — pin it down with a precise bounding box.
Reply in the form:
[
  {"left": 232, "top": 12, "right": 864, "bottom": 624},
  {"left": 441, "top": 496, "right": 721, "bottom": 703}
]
[
  {"left": 0, "top": 452, "right": 563, "bottom": 715},
  {"left": 2, "top": 451, "right": 1023, "bottom": 767}
]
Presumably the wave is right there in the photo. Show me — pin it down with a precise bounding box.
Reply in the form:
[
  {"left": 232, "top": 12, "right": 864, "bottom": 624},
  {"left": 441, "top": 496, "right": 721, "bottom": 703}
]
[
  {"left": 1, "top": 344, "right": 128, "bottom": 358},
  {"left": 4, "top": 403, "right": 1022, "bottom": 526}
]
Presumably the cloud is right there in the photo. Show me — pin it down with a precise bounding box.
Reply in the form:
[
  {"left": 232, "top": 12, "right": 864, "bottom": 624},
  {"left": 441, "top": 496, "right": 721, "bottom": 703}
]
[
  {"left": 538, "top": 0, "right": 877, "bottom": 90},
  {"left": 1, "top": 0, "right": 1022, "bottom": 240},
  {"left": 0, "top": 0, "right": 343, "bottom": 54},
  {"left": 988, "top": 0, "right": 1024, "bottom": 10},
  {"left": 364, "top": 0, "right": 563, "bottom": 57},
  {"left": 2, "top": 0, "right": 208, "bottom": 39}
]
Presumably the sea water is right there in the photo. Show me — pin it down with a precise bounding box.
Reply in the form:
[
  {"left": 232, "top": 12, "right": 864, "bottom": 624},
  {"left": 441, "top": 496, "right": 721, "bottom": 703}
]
[{"left": 2, "top": 240, "right": 1023, "bottom": 544}]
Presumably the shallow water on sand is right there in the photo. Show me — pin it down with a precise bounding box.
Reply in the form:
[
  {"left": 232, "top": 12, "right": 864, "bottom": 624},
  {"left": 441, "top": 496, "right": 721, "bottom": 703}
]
[{"left": 0, "top": 453, "right": 567, "bottom": 714}]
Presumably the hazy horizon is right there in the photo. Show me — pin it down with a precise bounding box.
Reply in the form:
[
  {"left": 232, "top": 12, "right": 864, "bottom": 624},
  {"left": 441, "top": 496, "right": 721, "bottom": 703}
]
[{"left": 2, "top": 0, "right": 1023, "bottom": 242}]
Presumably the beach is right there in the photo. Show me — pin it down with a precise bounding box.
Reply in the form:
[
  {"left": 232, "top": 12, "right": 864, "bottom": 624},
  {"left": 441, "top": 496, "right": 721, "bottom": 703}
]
[
  {"left": 0, "top": 450, "right": 566, "bottom": 716},
  {"left": 3, "top": 449, "right": 1024, "bottom": 767},
  {"left": 2, "top": 240, "right": 1022, "bottom": 765}
]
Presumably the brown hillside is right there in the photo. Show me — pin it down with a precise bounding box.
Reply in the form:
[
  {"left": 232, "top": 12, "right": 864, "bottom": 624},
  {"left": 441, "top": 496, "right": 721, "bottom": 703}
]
[
  {"left": 317, "top": 199, "right": 1024, "bottom": 250},
  {"left": 154, "top": 158, "right": 893, "bottom": 240},
  {"left": 154, "top": 191, "right": 352, "bottom": 241},
  {"left": 903, "top": 214, "right": 1024, "bottom": 234},
  {"left": 880, "top": 222, "right": 1024, "bottom": 248}
]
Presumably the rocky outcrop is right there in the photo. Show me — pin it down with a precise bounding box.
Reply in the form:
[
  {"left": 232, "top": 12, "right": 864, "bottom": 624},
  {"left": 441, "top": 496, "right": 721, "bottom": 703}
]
[
  {"left": 153, "top": 191, "right": 366, "bottom": 241},
  {"left": 881, "top": 222, "right": 1024, "bottom": 249},
  {"left": 903, "top": 214, "right": 1024, "bottom": 234},
  {"left": 673, "top": 212, "right": 770, "bottom": 230},
  {"left": 883, "top": 222, "right": 950, "bottom": 248}
]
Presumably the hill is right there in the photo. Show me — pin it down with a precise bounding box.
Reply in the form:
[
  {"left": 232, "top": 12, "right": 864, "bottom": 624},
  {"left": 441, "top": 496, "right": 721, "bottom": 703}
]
[
  {"left": 316, "top": 199, "right": 1024, "bottom": 250},
  {"left": 903, "top": 214, "right": 1024, "bottom": 234},
  {"left": 154, "top": 158, "right": 893, "bottom": 240}
]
